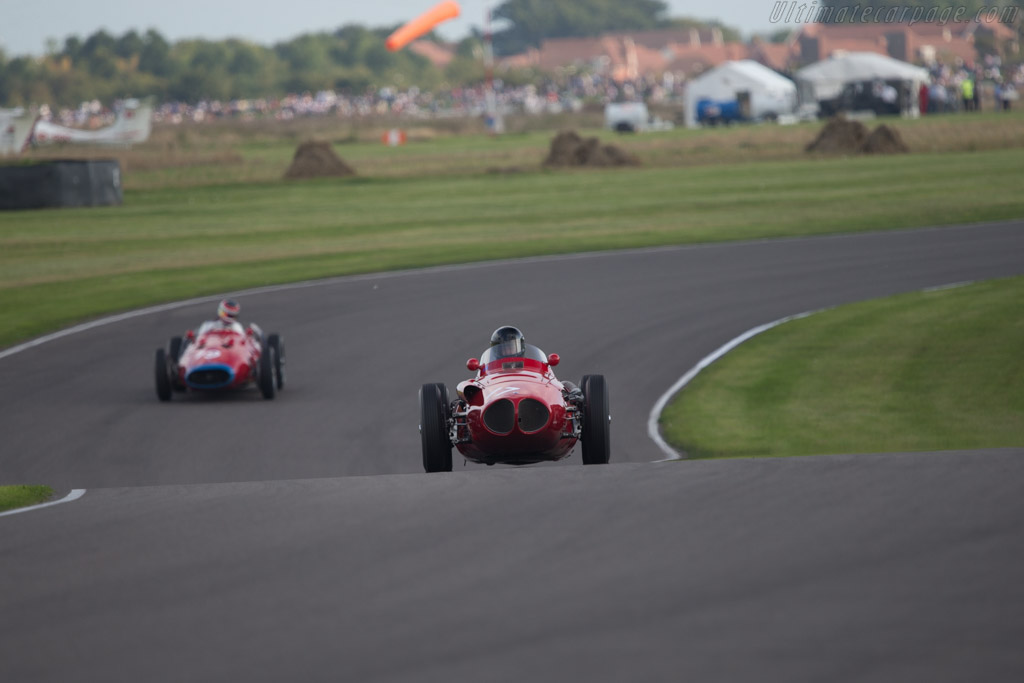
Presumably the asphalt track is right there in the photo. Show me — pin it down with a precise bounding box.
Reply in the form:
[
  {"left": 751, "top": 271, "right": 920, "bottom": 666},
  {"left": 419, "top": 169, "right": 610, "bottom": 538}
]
[{"left": 2, "top": 222, "right": 1023, "bottom": 681}]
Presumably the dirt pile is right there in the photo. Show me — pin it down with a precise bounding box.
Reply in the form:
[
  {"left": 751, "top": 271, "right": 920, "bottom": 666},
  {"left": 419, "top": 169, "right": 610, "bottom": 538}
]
[
  {"left": 543, "top": 130, "right": 640, "bottom": 168},
  {"left": 805, "top": 117, "right": 869, "bottom": 154},
  {"left": 806, "top": 117, "right": 910, "bottom": 155},
  {"left": 861, "top": 124, "right": 909, "bottom": 154},
  {"left": 283, "top": 141, "right": 356, "bottom": 180}
]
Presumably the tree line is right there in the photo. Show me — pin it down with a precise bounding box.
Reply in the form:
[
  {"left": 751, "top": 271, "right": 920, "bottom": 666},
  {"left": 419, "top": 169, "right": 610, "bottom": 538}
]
[
  {"left": 490, "top": 0, "right": 740, "bottom": 54},
  {"left": 0, "top": 26, "right": 460, "bottom": 107}
]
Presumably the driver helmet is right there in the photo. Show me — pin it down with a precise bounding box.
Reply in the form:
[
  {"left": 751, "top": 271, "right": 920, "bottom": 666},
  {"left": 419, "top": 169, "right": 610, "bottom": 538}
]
[
  {"left": 490, "top": 326, "right": 525, "bottom": 358},
  {"left": 218, "top": 299, "right": 240, "bottom": 323}
]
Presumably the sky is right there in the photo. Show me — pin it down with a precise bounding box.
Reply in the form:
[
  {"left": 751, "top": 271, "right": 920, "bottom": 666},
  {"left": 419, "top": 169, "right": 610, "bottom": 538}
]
[{"left": 1, "top": 0, "right": 783, "bottom": 58}]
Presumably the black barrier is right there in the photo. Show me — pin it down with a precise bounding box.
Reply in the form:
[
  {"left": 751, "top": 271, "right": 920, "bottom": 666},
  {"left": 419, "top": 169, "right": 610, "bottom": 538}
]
[{"left": 0, "top": 159, "right": 122, "bottom": 210}]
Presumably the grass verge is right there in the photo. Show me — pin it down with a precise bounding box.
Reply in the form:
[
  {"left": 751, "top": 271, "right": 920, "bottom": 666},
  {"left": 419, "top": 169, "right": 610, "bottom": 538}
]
[
  {"left": 0, "top": 485, "right": 54, "bottom": 513},
  {"left": 661, "top": 276, "right": 1024, "bottom": 458},
  {"left": 3, "top": 148, "right": 1024, "bottom": 349},
  {"left": 15, "top": 109, "right": 1024, "bottom": 189}
]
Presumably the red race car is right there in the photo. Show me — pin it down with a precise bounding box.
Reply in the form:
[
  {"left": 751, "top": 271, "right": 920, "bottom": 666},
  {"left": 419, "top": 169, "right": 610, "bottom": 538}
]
[
  {"left": 419, "top": 326, "right": 610, "bottom": 472},
  {"left": 154, "top": 299, "right": 284, "bottom": 401}
]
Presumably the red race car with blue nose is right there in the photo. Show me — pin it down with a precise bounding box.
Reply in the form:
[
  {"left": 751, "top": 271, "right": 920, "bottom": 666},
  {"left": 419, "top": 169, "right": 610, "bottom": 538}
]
[
  {"left": 419, "top": 326, "right": 610, "bottom": 472},
  {"left": 155, "top": 299, "right": 284, "bottom": 401}
]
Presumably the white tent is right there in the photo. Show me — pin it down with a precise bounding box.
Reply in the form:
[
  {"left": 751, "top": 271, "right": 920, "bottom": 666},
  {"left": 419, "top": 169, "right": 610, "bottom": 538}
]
[
  {"left": 684, "top": 60, "right": 797, "bottom": 128},
  {"left": 796, "top": 52, "right": 930, "bottom": 103}
]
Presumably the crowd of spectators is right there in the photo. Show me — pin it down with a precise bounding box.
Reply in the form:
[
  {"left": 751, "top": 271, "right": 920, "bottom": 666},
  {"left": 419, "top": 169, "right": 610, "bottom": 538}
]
[
  {"left": 146, "top": 71, "right": 683, "bottom": 125},
  {"left": 26, "top": 69, "right": 679, "bottom": 129},
  {"left": 922, "top": 55, "right": 1023, "bottom": 114},
  {"left": 27, "top": 58, "right": 1022, "bottom": 129}
]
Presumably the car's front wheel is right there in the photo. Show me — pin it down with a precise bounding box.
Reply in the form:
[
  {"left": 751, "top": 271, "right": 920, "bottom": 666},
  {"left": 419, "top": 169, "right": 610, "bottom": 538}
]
[
  {"left": 581, "top": 374, "right": 610, "bottom": 465},
  {"left": 258, "top": 345, "right": 277, "bottom": 400},
  {"left": 420, "top": 383, "right": 452, "bottom": 473},
  {"left": 268, "top": 334, "right": 285, "bottom": 390}
]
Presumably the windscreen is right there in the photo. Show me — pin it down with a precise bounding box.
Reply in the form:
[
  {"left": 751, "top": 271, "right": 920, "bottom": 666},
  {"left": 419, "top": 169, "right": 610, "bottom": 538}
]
[
  {"left": 197, "top": 321, "right": 244, "bottom": 337},
  {"left": 480, "top": 343, "right": 547, "bottom": 365}
]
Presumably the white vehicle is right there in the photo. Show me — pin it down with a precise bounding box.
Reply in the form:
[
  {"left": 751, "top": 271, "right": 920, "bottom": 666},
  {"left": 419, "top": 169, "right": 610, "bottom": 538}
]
[
  {"left": 31, "top": 98, "right": 153, "bottom": 148},
  {"left": 605, "top": 102, "right": 648, "bottom": 132},
  {"left": 604, "top": 102, "right": 673, "bottom": 133}
]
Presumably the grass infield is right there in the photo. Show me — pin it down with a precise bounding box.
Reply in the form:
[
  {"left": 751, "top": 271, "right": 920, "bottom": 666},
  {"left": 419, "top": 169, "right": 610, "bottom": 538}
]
[
  {"left": 0, "top": 485, "right": 54, "bottom": 513},
  {"left": 660, "top": 276, "right": 1024, "bottom": 458},
  {"left": 2, "top": 146, "right": 1023, "bottom": 349}
]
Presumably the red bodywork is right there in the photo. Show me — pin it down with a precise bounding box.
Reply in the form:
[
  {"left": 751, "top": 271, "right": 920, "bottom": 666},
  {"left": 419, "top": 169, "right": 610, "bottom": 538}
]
[
  {"left": 175, "top": 326, "right": 263, "bottom": 393},
  {"left": 453, "top": 354, "right": 580, "bottom": 465}
]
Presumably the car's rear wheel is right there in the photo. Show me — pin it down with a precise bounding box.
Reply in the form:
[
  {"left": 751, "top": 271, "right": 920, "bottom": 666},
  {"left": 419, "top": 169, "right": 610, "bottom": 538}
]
[
  {"left": 420, "top": 383, "right": 452, "bottom": 473},
  {"left": 259, "top": 345, "right": 276, "bottom": 400},
  {"left": 155, "top": 348, "right": 172, "bottom": 402},
  {"left": 581, "top": 374, "right": 610, "bottom": 465},
  {"left": 268, "top": 334, "right": 285, "bottom": 390}
]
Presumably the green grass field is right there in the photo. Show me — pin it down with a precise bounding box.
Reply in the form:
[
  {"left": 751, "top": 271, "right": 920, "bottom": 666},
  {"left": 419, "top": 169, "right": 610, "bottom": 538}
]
[
  {"left": 1, "top": 113, "right": 1022, "bottom": 498},
  {"left": 660, "top": 277, "right": 1024, "bottom": 458},
  {"left": 0, "top": 485, "right": 53, "bottom": 513},
  {"left": 3, "top": 146, "right": 1024, "bottom": 348}
]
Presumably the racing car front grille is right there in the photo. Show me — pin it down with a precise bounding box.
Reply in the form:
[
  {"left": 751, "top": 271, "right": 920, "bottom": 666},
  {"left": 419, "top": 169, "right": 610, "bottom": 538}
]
[
  {"left": 186, "top": 366, "right": 232, "bottom": 389},
  {"left": 517, "top": 399, "right": 550, "bottom": 433},
  {"left": 483, "top": 399, "right": 515, "bottom": 435}
]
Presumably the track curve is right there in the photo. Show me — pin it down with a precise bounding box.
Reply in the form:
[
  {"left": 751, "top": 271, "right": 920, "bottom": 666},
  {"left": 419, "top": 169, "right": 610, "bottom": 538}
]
[
  {"left": 2, "top": 221, "right": 1024, "bottom": 681},
  {"left": 3, "top": 221, "right": 1023, "bottom": 489}
]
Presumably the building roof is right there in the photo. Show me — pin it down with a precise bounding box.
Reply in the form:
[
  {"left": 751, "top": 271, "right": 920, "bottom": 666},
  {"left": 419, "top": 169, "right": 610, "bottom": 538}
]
[
  {"left": 749, "top": 42, "right": 796, "bottom": 71},
  {"left": 497, "top": 19, "right": 1015, "bottom": 79},
  {"left": 619, "top": 28, "right": 717, "bottom": 49},
  {"left": 408, "top": 41, "right": 455, "bottom": 68},
  {"left": 667, "top": 43, "right": 750, "bottom": 73},
  {"left": 974, "top": 15, "right": 1019, "bottom": 41},
  {"left": 820, "top": 38, "right": 890, "bottom": 56},
  {"left": 532, "top": 36, "right": 612, "bottom": 70}
]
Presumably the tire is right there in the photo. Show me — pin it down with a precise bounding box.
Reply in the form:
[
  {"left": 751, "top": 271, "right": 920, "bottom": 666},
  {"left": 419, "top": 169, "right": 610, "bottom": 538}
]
[
  {"left": 169, "top": 336, "right": 184, "bottom": 362},
  {"left": 580, "top": 374, "right": 610, "bottom": 465},
  {"left": 420, "top": 383, "right": 452, "bottom": 473},
  {"left": 268, "top": 334, "right": 285, "bottom": 390},
  {"left": 155, "top": 348, "right": 172, "bottom": 402},
  {"left": 167, "top": 336, "right": 186, "bottom": 390},
  {"left": 259, "top": 345, "right": 276, "bottom": 400}
]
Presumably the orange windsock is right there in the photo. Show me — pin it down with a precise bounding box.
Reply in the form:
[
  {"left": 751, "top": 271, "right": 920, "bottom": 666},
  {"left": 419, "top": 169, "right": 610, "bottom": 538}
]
[{"left": 386, "top": 1, "right": 461, "bottom": 51}]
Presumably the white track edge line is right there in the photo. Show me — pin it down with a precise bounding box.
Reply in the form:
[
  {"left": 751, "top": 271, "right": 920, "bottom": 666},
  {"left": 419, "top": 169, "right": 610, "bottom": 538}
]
[
  {"left": 0, "top": 489, "right": 86, "bottom": 518},
  {"left": 0, "top": 222, "right": 1010, "bottom": 363},
  {"left": 921, "top": 281, "right": 972, "bottom": 293},
  {"left": 647, "top": 278, "right": 979, "bottom": 461},
  {"left": 646, "top": 311, "right": 821, "bottom": 462}
]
